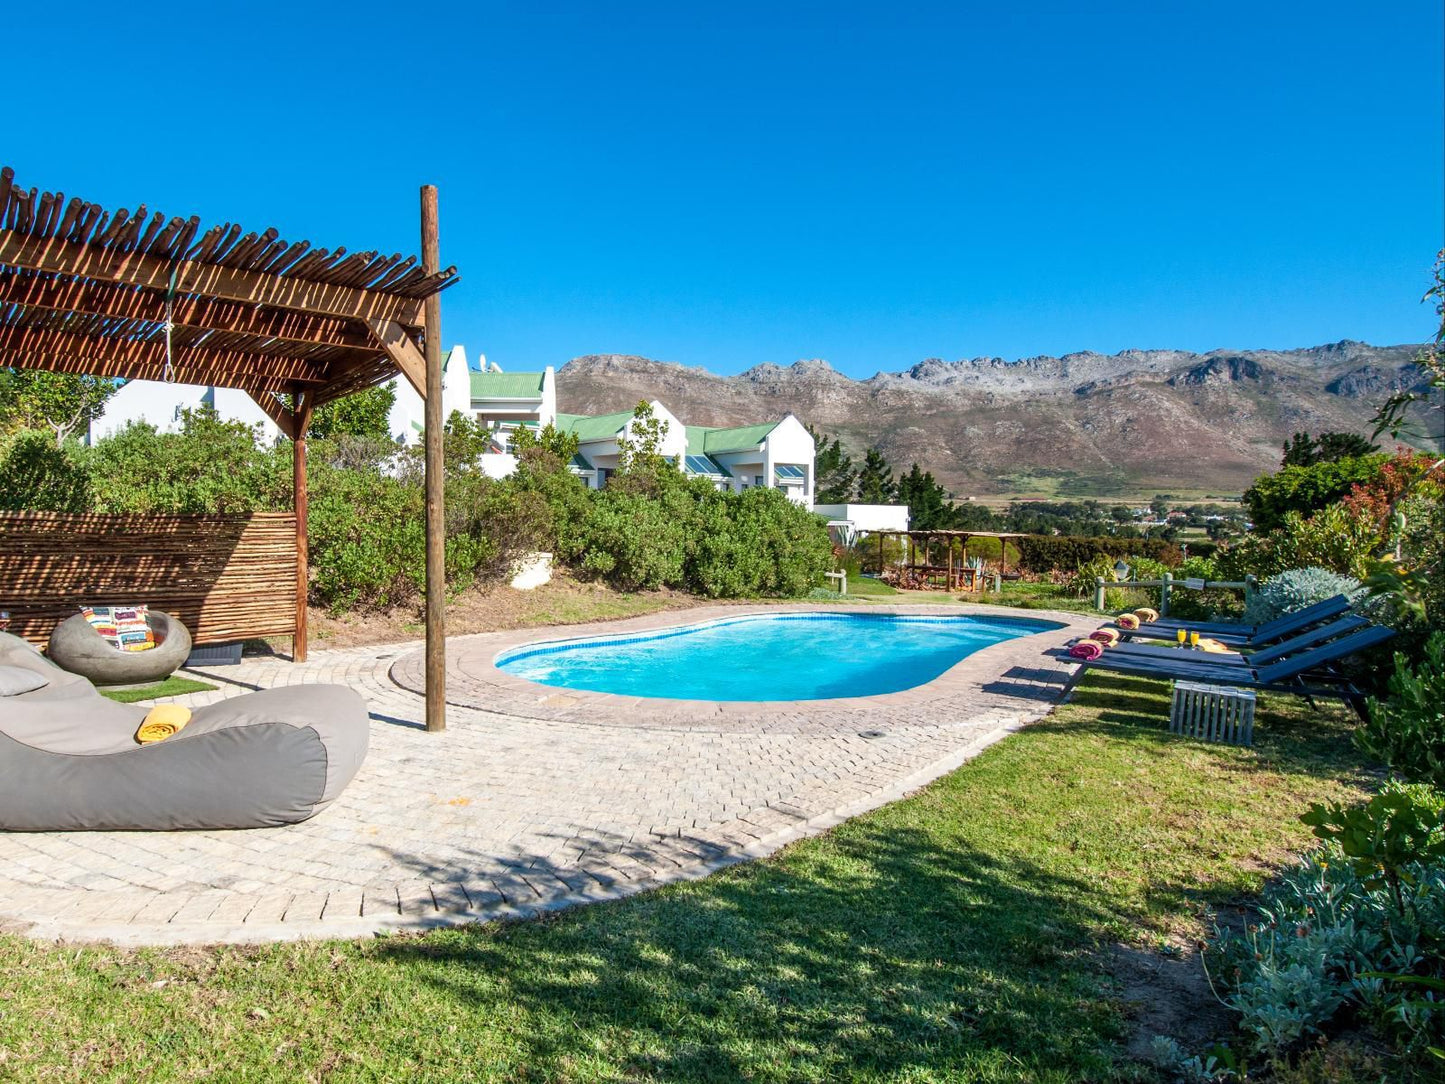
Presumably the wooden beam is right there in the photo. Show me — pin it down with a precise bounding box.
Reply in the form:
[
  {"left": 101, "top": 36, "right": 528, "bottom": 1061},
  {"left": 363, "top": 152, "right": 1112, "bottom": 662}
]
[
  {"left": 246, "top": 389, "right": 296, "bottom": 435},
  {"left": 292, "top": 391, "right": 314, "bottom": 663},
  {"left": 0, "top": 345, "right": 329, "bottom": 387},
  {"left": 0, "top": 231, "right": 425, "bottom": 327},
  {"left": 421, "top": 186, "right": 445, "bottom": 733},
  {"left": 0, "top": 270, "right": 378, "bottom": 351},
  {"left": 365, "top": 317, "right": 428, "bottom": 399}
]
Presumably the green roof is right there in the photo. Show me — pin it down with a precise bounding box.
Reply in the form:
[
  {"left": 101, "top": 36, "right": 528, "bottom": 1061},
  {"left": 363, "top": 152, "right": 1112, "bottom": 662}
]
[
  {"left": 469, "top": 370, "right": 546, "bottom": 398},
  {"left": 569, "top": 452, "right": 594, "bottom": 471},
  {"left": 684, "top": 421, "right": 780, "bottom": 456},
  {"left": 555, "top": 410, "right": 635, "bottom": 442}
]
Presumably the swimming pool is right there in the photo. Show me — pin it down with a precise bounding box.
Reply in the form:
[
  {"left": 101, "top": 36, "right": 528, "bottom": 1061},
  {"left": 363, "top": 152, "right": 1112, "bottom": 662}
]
[{"left": 494, "top": 612, "right": 1063, "bottom": 702}]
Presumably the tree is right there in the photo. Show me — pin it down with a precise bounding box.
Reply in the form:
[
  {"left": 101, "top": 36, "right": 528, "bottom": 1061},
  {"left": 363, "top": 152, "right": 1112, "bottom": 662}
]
[
  {"left": 896, "top": 462, "right": 954, "bottom": 530},
  {"left": 615, "top": 401, "right": 677, "bottom": 492},
  {"left": 0, "top": 370, "right": 118, "bottom": 445},
  {"left": 308, "top": 382, "right": 397, "bottom": 440},
  {"left": 856, "top": 445, "right": 896, "bottom": 503},
  {"left": 1149, "top": 495, "right": 1170, "bottom": 518},
  {"left": 1281, "top": 430, "right": 1380, "bottom": 467},
  {"left": 806, "top": 424, "right": 857, "bottom": 502}
]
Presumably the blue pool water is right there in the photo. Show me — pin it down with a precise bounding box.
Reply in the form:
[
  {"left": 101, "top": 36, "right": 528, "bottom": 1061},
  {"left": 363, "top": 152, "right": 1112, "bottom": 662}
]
[{"left": 495, "top": 612, "right": 1062, "bottom": 701}]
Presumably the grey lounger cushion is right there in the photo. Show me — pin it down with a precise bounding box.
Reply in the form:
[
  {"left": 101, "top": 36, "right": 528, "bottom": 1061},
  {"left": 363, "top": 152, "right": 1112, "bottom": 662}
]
[{"left": 0, "top": 633, "right": 369, "bottom": 832}]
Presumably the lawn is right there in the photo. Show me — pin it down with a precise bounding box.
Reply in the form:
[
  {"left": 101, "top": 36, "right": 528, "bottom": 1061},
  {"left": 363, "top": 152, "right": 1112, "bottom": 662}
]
[
  {"left": 0, "top": 676, "right": 1375, "bottom": 1082},
  {"left": 97, "top": 676, "right": 218, "bottom": 703}
]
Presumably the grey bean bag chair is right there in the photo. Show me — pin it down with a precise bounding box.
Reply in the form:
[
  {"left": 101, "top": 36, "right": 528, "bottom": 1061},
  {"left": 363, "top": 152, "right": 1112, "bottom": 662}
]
[
  {"left": 0, "top": 633, "right": 369, "bottom": 831},
  {"left": 46, "top": 611, "right": 193, "bottom": 686}
]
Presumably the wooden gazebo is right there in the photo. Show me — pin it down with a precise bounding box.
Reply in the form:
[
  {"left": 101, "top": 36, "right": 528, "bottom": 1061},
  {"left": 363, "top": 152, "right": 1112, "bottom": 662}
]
[
  {"left": 874, "top": 529, "right": 1025, "bottom": 591},
  {"left": 0, "top": 166, "right": 456, "bottom": 730}
]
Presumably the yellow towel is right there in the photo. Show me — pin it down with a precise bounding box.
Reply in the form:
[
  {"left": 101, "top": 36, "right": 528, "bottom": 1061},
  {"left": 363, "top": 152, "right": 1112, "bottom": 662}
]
[
  {"left": 1134, "top": 607, "right": 1159, "bottom": 623},
  {"left": 136, "top": 704, "right": 192, "bottom": 744},
  {"left": 1197, "top": 638, "right": 1230, "bottom": 654}
]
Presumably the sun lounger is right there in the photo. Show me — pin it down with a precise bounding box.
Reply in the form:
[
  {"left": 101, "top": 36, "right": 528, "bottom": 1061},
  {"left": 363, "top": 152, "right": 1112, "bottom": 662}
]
[
  {"left": 1062, "top": 623, "right": 1395, "bottom": 720},
  {"left": 1086, "top": 614, "right": 1373, "bottom": 668},
  {"left": 1119, "top": 595, "right": 1353, "bottom": 647}
]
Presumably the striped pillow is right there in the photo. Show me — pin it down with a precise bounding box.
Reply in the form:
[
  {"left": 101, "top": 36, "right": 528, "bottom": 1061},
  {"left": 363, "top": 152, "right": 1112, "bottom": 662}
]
[{"left": 81, "top": 605, "right": 156, "bottom": 652}]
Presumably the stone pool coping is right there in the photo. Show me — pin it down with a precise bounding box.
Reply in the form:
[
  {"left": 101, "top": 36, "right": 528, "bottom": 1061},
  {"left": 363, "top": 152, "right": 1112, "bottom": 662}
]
[{"left": 390, "top": 601, "right": 1100, "bottom": 733}]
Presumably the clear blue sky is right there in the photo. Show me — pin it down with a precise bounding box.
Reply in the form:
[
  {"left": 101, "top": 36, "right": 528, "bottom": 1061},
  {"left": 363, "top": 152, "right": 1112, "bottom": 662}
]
[{"left": 7, "top": 2, "right": 1442, "bottom": 377}]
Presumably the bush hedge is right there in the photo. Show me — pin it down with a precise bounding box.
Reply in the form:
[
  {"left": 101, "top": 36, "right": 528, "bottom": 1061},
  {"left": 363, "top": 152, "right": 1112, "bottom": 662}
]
[
  {"left": 0, "top": 413, "right": 835, "bottom": 613},
  {"left": 1013, "top": 535, "right": 1182, "bottom": 574}
]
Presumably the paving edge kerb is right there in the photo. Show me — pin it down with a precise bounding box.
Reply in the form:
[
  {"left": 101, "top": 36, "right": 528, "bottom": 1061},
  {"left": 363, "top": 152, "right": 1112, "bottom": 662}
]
[{"left": 9, "top": 707, "right": 1047, "bottom": 947}]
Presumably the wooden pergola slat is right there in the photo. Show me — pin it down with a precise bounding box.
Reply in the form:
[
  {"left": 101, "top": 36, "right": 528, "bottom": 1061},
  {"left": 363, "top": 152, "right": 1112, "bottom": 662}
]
[
  {"left": 0, "top": 166, "right": 456, "bottom": 731},
  {"left": 0, "top": 270, "right": 377, "bottom": 351}
]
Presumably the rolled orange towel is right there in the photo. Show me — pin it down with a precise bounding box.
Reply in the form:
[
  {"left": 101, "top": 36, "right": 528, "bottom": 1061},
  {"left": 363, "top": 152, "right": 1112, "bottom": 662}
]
[
  {"left": 1089, "top": 629, "right": 1120, "bottom": 646},
  {"left": 135, "top": 704, "right": 192, "bottom": 744},
  {"left": 1115, "top": 613, "right": 1140, "bottom": 631},
  {"left": 1069, "top": 640, "right": 1104, "bottom": 661},
  {"left": 1134, "top": 607, "right": 1159, "bottom": 623}
]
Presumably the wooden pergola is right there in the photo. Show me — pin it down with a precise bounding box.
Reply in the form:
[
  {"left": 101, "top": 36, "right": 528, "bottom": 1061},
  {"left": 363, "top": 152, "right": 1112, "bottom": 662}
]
[
  {"left": 874, "top": 529, "right": 1026, "bottom": 590},
  {"left": 0, "top": 165, "right": 456, "bottom": 731}
]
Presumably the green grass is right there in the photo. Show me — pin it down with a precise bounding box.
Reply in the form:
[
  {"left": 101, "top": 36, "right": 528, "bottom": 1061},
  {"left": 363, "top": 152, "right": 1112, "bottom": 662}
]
[
  {"left": 97, "top": 676, "right": 218, "bottom": 703},
  {"left": 0, "top": 676, "right": 1373, "bottom": 1081},
  {"left": 843, "top": 574, "right": 899, "bottom": 597}
]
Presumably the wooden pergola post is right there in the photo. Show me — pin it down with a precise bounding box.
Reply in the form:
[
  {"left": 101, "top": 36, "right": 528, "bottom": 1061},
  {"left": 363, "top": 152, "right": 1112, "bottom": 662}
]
[
  {"left": 292, "top": 390, "right": 313, "bottom": 662},
  {"left": 421, "top": 186, "right": 446, "bottom": 733}
]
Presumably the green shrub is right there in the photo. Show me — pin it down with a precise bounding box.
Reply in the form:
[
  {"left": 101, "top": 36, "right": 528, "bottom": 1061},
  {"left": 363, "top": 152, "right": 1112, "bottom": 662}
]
[
  {"left": 1218, "top": 504, "right": 1382, "bottom": 581},
  {"left": 1358, "top": 632, "right": 1445, "bottom": 788},
  {"left": 306, "top": 466, "right": 425, "bottom": 610},
  {"left": 87, "top": 412, "right": 289, "bottom": 514},
  {"left": 574, "top": 487, "right": 692, "bottom": 591},
  {"left": 1208, "top": 784, "right": 1445, "bottom": 1062},
  {"left": 1241, "top": 567, "right": 1364, "bottom": 626},
  {"left": 1243, "top": 455, "right": 1387, "bottom": 534},
  {"left": 0, "top": 430, "right": 91, "bottom": 511}
]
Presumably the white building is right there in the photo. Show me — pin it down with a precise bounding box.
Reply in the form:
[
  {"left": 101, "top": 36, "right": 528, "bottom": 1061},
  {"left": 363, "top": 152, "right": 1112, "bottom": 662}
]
[
  {"left": 89, "top": 380, "right": 285, "bottom": 444},
  {"left": 551, "top": 408, "right": 816, "bottom": 505},
  {"left": 388, "top": 345, "right": 556, "bottom": 451}
]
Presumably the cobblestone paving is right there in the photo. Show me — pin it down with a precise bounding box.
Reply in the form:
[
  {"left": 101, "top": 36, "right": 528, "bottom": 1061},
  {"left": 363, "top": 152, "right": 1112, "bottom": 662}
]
[{"left": 0, "top": 603, "right": 1094, "bottom": 945}]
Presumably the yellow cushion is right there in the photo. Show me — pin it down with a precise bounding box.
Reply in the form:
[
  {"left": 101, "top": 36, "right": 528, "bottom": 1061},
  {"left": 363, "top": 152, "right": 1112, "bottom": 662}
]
[{"left": 135, "top": 704, "right": 192, "bottom": 744}]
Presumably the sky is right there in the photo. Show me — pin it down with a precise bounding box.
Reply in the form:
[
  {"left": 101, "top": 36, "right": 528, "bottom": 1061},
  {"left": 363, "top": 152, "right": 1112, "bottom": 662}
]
[{"left": 5, "top": 2, "right": 1442, "bottom": 378}]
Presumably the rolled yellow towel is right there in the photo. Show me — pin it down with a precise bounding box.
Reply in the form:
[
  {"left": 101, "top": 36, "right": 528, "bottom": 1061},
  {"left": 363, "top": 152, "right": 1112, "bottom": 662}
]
[
  {"left": 1197, "top": 638, "right": 1230, "bottom": 654},
  {"left": 1115, "top": 613, "right": 1140, "bottom": 630},
  {"left": 1134, "top": 607, "right": 1159, "bottom": 623},
  {"left": 135, "top": 704, "right": 192, "bottom": 744}
]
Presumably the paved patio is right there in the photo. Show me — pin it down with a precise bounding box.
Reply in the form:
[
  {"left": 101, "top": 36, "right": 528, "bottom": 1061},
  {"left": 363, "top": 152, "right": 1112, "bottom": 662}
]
[{"left": 0, "top": 603, "right": 1094, "bottom": 945}]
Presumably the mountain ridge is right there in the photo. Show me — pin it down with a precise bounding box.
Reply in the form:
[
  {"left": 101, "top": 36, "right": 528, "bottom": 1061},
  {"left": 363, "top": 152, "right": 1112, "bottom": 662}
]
[{"left": 555, "top": 341, "right": 1429, "bottom": 496}]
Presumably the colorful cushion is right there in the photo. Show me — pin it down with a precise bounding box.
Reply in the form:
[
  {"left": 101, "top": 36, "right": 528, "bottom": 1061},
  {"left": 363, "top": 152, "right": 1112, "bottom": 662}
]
[{"left": 81, "top": 605, "right": 156, "bottom": 652}]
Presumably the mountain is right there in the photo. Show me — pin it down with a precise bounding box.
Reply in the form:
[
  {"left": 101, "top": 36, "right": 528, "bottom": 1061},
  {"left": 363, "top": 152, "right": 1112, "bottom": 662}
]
[{"left": 554, "top": 341, "right": 1432, "bottom": 497}]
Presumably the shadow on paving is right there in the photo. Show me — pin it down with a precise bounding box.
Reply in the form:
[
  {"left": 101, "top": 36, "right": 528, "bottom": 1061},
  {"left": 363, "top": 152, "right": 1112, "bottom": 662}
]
[{"left": 368, "top": 823, "right": 1150, "bottom": 1081}]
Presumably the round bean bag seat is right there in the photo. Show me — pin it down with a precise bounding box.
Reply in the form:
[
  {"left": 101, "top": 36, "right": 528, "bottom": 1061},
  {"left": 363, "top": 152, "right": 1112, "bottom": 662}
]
[
  {"left": 46, "top": 611, "right": 193, "bottom": 686},
  {"left": 0, "top": 633, "right": 369, "bottom": 831}
]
